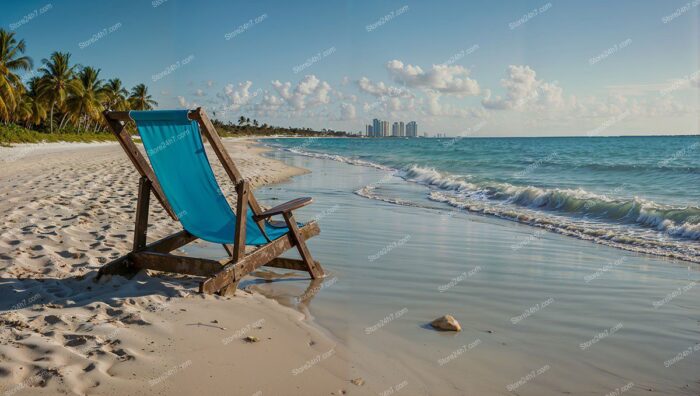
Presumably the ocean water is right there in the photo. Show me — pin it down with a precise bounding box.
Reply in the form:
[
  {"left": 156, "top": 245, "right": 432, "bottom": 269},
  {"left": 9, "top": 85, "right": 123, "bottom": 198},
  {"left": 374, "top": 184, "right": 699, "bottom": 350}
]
[
  {"left": 221, "top": 150, "right": 700, "bottom": 395},
  {"left": 267, "top": 136, "right": 700, "bottom": 263}
]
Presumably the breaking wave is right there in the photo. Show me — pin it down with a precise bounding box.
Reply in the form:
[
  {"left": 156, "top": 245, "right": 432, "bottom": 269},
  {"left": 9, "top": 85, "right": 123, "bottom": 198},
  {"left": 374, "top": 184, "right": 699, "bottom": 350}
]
[{"left": 276, "top": 146, "right": 700, "bottom": 263}]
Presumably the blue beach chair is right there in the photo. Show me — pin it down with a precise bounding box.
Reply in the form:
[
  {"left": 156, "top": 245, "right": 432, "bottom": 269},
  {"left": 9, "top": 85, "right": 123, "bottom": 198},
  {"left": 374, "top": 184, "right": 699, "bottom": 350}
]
[{"left": 96, "top": 108, "right": 325, "bottom": 295}]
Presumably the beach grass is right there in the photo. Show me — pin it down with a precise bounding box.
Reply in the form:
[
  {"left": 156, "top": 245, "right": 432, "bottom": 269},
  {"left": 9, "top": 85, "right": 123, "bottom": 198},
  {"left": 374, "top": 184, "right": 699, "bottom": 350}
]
[{"left": 0, "top": 123, "right": 117, "bottom": 146}]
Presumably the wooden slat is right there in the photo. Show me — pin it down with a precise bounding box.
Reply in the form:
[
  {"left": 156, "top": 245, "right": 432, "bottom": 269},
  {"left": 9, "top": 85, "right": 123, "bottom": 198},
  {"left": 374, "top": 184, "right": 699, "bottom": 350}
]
[
  {"left": 104, "top": 111, "right": 135, "bottom": 122},
  {"left": 143, "top": 230, "right": 197, "bottom": 253},
  {"left": 96, "top": 230, "right": 197, "bottom": 280},
  {"left": 284, "top": 212, "right": 324, "bottom": 279},
  {"left": 200, "top": 221, "right": 320, "bottom": 294},
  {"left": 96, "top": 254, "right": 134, "bottom": 279},
  {"left": 133, "top": 176, "right": 150, "bottom": 250},
  {"left": 131, "top": 252, "right": 221, "bottom": 277}
]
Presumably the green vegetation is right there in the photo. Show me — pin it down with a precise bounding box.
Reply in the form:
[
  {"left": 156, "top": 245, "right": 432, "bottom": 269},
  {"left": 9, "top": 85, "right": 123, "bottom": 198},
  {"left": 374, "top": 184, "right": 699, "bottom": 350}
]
[
  {"left": 0, "top": 28, "right": 157, "bottom": 145},
  {"left": 0, "top": 28, "right": 350, "bottom": 146},
  {"left": 0, "top": 124, "right": 115, "bottom": 146},
  {"left": 212, "top": 118, "right": 350, "bottom": 137}
]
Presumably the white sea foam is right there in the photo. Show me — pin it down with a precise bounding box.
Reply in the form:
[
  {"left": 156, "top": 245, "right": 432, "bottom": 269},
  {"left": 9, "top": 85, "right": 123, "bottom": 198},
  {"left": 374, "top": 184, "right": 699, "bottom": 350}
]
[
  {"left": 281, "top": 146, "right": 393, "bottom": 171},
  {"left": 276, "top": 146, "right": 700, "bottom": 263}
]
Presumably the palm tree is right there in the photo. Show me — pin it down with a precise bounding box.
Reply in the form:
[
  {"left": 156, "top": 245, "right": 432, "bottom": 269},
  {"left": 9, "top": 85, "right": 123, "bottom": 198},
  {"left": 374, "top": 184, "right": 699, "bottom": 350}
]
[
  {"left": 36, "top": 51, "right": 78, "bottom": 132},
  {"left": 65, "top": 66, "right": 107, "bottom": 131},
  {"left": 238, "top": 116, "right": 245, "bottom": 126},
  {"left": 103, "top": 78, "right": 128, "bottom": 111},
  {"left": 128, "top": 83, "right": 157, "bottom": 110},
  {"left": 0, "top": 29, "right": 33, "bottom": 122},
  {"left": 15, "top": 77, "right": 47, "bottom": 127},
  {"left": 245, "top": 117, "right": 250, "bottom": 125},
  {"left": 253, "top": 119, "right": 258, "bottom": 127}
]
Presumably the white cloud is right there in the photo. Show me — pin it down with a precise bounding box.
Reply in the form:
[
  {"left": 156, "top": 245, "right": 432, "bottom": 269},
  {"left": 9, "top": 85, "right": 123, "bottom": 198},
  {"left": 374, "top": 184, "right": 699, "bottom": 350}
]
[
  {"left": 176, "top": 96, "right": 200, "bottom": 109},
  {"left": 216, "top": 81, "right": 258, "bottom": 111},
  {"left": 477, "top": 65, "right": 699, "bottom": 136},
  {"left": 340, "top": 103, "right": 357, "bottom": 119},
  {"left": 271, "top": 75, "right": 332, "bottom": 111},
  {"left": 424, "top": 90, "right": 487, "bottom": 118},
  {"left": 357, "top": 77, "right": 413, "bottom": 98},
  {"left": 482, "top": 65, "right": 541, "bottom": 110},
  {"left": 386, "top": 60, "right": 480, "bottom": 96},
  {"left": 480, "top": 65, "right": 571, "bottom": 112},
  {"left": 252, "top": 93, "right": 285, "bottom": 117},
  {"left": 538, "top": 81, "right": 565, "bottom": 109}
]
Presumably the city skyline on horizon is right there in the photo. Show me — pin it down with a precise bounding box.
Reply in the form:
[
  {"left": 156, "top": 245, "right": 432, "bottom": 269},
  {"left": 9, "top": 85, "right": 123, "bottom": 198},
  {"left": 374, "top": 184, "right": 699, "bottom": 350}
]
[
  {"left": 366, "top": 118, "right": 418, "bottom": 137},
  {"left": 3, "top": 0, "right": 698, "bottom": 137}
]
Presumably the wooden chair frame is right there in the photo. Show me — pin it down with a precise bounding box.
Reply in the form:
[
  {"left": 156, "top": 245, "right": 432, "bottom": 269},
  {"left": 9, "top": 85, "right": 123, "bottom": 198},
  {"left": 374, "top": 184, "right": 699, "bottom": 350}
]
[{"left": 95, "top": 108, "right": 325, "bottom": 295}]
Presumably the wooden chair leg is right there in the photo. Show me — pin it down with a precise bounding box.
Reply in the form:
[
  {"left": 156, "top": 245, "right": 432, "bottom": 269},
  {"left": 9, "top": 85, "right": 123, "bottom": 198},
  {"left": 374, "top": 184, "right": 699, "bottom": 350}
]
[
  {"left": 98, "top": 176, "right": 151, "bottom": 281},
  {"left": 283, "top": 212, "right": 325, "bottom": 279},
  {"left": 214, "top": 180, "right": 250, "bottom": 296},
  {"left": 218, "top": 279, "right": 241, "bottom": 297},
  {"left": 134, "top": 176, "right": 151, "bottom": 250}
]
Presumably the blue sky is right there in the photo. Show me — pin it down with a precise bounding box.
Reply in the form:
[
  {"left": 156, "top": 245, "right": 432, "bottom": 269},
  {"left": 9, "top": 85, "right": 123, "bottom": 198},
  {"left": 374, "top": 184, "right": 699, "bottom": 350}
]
[{"left": 3, "top": 0, "right": 699, "bottom": 136}]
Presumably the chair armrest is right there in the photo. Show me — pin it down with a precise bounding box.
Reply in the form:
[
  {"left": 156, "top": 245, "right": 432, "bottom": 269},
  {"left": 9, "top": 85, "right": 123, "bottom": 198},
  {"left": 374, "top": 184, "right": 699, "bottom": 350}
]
[{"left": 254, "top": 197, "right": 313, "bottom": 220}]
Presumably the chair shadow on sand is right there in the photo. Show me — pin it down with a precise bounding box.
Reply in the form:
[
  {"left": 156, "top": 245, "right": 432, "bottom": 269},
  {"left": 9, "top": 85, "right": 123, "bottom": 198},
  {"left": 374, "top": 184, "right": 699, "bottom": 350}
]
[{"left": 0, "top": 269, "right": 330, "bottom": 313}]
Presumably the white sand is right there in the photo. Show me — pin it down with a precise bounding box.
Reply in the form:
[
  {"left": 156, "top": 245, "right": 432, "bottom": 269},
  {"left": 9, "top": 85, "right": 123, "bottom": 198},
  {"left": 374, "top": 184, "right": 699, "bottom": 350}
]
[{"left": 0, "top": 141, "right": 407, "bottom": 395}]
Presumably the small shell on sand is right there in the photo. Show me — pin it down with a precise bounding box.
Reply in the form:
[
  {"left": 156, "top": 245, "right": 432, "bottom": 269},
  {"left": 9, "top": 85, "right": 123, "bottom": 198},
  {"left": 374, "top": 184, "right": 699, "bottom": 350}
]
[{"left": 430, "top": 315, "right": 461, "bottom": 332}]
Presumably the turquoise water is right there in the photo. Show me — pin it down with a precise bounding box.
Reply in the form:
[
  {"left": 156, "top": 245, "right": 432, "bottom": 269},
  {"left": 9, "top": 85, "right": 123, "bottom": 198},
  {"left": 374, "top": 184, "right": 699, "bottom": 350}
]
[
  {"left": 267, "top": 136, "right": 700, "bottom": 263},
  {"left": 242, "top": 151, "right": 700, "bottom": 395}
]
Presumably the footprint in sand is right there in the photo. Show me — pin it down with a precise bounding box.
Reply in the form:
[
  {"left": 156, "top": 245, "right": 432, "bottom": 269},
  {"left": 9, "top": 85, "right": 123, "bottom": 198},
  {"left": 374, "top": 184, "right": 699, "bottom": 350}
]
[
  {"left": 63, "top": 334, "right": 94, "bottom": 348},
  {"left": 119, "top": 313, "right": 150, "bottom": 326},
  {"left": 44, "top": 315, "right": 67, "bottom": 326}
]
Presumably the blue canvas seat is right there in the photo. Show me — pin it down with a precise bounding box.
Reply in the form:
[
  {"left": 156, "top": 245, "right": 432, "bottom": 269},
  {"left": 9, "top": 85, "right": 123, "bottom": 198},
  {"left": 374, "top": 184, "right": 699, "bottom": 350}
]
[{"left": 130, "top": 110, "right": 289, "bottom": 245}]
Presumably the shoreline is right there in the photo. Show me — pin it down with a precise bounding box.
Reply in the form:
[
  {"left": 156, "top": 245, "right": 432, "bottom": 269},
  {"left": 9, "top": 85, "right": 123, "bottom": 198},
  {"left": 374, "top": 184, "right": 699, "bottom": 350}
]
[
  {"left": 0, "top": 140, "right": 405, "bottom": 395},
  {"left": 267, "top": 140, "right": 700, "bottom": 266}
]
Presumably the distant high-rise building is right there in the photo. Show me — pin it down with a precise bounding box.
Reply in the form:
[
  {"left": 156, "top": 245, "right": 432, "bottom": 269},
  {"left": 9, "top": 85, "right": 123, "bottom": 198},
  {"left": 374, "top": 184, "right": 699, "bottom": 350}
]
[
  {"left": 372, "top": 118, "right": 381, "bottom": 138},
  {"left": 381, "top": 121, "right": 390, "bottom": 137},
  {"left": 399, "top": 121, "right": 405, "bottom": 137},
  {"left": 406, "top": 121, "right": 418, "bottom": 137},
  {"left": 392, "top": 122, "right": 399, "bottom": 137},
  {"left": 366, "top": 124, "right": 373, "bottom": 137}
]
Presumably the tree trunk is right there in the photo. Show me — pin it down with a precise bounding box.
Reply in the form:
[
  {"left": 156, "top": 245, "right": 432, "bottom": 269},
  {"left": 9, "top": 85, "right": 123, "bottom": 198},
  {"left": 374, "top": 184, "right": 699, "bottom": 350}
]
[
  {"left": 58, "top": 113, "right": 69, "bottom": 130},
  {"left": 49, "top": 103, "right": 55, "bottom": 132}
]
